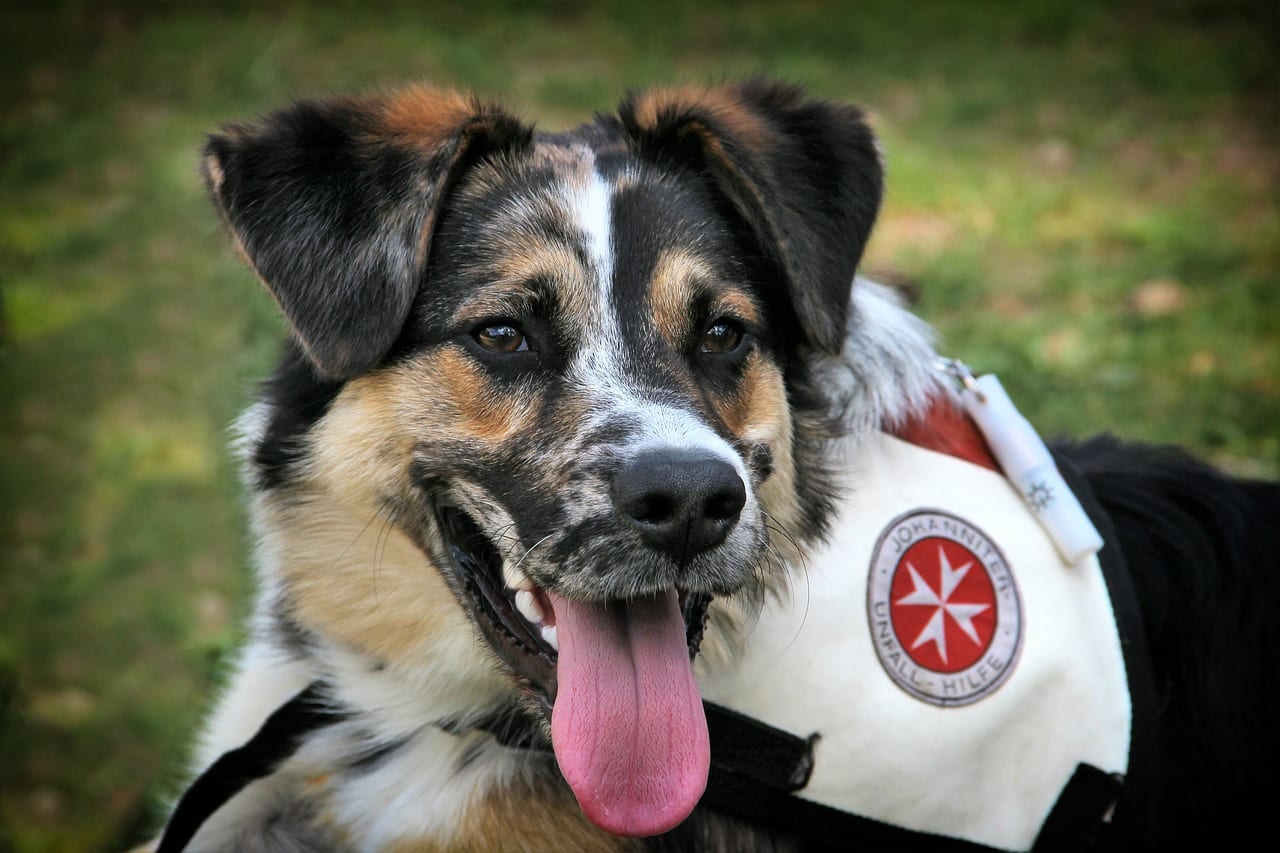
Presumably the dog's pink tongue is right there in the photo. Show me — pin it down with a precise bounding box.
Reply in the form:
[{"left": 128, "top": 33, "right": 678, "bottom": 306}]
[{"left": 549, "top": 589, "right": 709, "bottom": 838}]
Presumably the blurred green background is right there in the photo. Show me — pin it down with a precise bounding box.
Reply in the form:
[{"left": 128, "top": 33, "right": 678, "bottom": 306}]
[{"left": 1, "top": 1, "right": 1276, "bottom": 849}]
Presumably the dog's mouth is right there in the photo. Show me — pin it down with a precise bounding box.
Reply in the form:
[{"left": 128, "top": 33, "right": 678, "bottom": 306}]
[
  {"left": 436, "top": 505, "right": 559, "bottom": 695},
  {"left": 435, "top": 503, "right": 713, "bottom": 838}
]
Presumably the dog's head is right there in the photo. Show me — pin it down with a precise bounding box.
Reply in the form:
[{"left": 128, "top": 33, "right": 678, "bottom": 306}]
[{"left": 205, "top": 81, "right": 881, "bottom": 837}]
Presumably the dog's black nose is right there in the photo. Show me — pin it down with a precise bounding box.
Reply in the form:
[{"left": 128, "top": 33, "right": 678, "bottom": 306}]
[{"left": 613, "top": 449, "right": 747, "bottom": 562}]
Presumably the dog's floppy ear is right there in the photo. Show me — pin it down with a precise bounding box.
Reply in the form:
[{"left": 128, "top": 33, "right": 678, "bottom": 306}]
[
  {"left": 619, "top": 80, "right": 882, "bottom": 354},
  {"left": 203, "top": 88, "right": 533, "bottom": 379}
]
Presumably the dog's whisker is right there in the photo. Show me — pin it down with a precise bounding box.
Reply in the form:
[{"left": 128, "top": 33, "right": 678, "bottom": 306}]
[
  {"left": 762, "top": 511, "right": 812, "bottom": 646},
  {"left": 760, "top": 509, "right": 803, "bottom": 556},
  {"left": 328, "top": 508, "right": 386, "bottom": 575},
  {"left": 372, "top": 501, "right": 401, "bottom": 606},
  {"left": 762, "top": 513, "right": 809, "bottom": 586},
  {"left": 509, "top": 533, "right": 554, "bottom": 575}
]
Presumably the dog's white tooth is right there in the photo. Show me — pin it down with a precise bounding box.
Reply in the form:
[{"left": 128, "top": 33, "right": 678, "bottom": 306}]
[
  {"left": 515, "top": 589, "right": 544, "bottom": 626},
  {"left": 540, "top": 624, "right": 558, "bottom": 652}
]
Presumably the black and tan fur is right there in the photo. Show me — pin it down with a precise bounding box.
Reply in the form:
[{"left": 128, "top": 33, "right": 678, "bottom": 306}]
[{"left": 161, "top": 81, "right": 1277, "bottom": 851}]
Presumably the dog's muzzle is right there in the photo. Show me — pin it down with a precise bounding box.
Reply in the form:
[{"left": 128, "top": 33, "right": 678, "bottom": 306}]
[{"left": 423, "top": 445, "right": 752, "bottom": 840}]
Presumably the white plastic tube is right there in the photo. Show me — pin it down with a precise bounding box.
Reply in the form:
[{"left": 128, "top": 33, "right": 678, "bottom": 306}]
[{"left": 961, "top": 374, "right": 1103, "bottom": 566}]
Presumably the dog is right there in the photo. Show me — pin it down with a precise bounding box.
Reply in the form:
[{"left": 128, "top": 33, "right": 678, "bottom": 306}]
[{"left": 156, "top": 80, "right": 1277, "bottom": 851}]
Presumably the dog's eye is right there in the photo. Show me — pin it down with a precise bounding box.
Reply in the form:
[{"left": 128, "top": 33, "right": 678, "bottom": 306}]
[
  {"left": 474, "top": 324, "right": 529, "bottom": 353},
  {"left": 700, "top": 319, "right": 744, "bottom": 354}
]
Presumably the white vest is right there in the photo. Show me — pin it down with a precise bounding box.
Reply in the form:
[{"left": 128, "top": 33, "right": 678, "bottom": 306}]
[{"left": 699, "top": 433, "right": 1131, "bottom": 851}]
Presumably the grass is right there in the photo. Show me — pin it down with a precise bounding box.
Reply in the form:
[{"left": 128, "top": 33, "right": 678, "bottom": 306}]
[{"left": 1, "top": 1, "right": 1276, "bottom": 849}]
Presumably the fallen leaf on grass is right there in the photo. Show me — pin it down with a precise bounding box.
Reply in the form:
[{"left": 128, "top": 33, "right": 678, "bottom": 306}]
[
  {"left": 29, "top": 687, "right": 96, "bottom": 726},
  {"left": 1188, "top": 350, "right": 1217, "bottom": 376},
  {"left": 1130, "top": 278, "right": 1186, "bottom": 317}
]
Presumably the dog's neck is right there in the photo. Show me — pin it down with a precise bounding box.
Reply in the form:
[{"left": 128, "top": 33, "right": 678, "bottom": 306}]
[
  {"left": 826, "top": 279, "right": 953, "bottom": 439},
  {"left": 832, "top": 280, "right": 996, "bottom": 468}
]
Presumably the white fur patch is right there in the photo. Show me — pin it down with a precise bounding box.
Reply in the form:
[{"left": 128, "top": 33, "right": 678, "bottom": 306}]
[
  {"left": 579, "top": 170, "right": 614, "bottom": 296},
  {"left": 825, "top": 279, "right": 951, "bottom": 440},
  {"left": 567, "top": 166, "right": 625, "bottom": 396},
  {"left": 565, "top": 166, "right": 750, "bottom": 474}
]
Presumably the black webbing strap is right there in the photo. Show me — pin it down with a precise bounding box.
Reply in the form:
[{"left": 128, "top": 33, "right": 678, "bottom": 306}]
[
  {"left": 1032, "top": 764, "right": 1124, "bottom": 852},
  {"left": 703, "top": 700, "right": 1128, "bottom": 852},
  {"left": 156, "top": 681, "right": 343, "bottom": 853},
  {"left": 1045, "top": 451, "right": 1158, "bottom": 849},
  {"left": 700, "top": 702, "right": 1000, "bottom": 851},
  {"left": 705, "top": 701, "right": 816, "bottom": 792}
]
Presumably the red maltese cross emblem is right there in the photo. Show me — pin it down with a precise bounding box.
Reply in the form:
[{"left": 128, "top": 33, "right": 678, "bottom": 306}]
[{"left": 868, "top": 510, "right": 1022, "bottom": 706}]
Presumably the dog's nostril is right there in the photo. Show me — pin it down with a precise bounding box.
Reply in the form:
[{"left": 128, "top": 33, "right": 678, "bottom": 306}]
[
  {"left": 705, "top": 486, "right": 747, "bottom": 522},
  {"left": 613, "top": 449, "right": 747, "bottom": 562},
  {"left": 633, "top": 494, "right": 676, "bottom": 525}
]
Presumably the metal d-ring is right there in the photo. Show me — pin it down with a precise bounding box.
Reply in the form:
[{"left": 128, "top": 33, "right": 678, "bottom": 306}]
[{"left": 935, "top": 357, "right": 987, "bottom": 403}]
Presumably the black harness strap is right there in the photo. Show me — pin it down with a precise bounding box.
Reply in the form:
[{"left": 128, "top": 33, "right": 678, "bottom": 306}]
[
  {"left": 705, "top": 701, "right": 816, "bottom": 792},
  {"left": 1046, "top": 451, "right": 1158, "bottom": 850},
  {"left": 701, "top": 703, "right": 1000, "bottom": 852},
  {"left": 156, "top": 682, "right": 343, "bottom": 853},
  {"left": 703, "top": 696, "right": 1128, "bottom": 852},
  {"left": 1032, "top": 764, "right": 1124, "bottom": 852}
]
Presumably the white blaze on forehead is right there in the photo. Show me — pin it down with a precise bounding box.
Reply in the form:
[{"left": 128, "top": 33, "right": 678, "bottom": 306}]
[
  {"left": 566, "top": 163, "right": 624, "bottom": 390},
  {"left": 564, "top": 163, "right": 748, "bottom": 480},
  {"left": 578, "top": 169, "right": 614, "bottom": 300}
]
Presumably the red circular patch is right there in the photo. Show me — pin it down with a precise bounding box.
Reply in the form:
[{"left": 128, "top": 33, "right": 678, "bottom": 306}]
[
  {"left": 889, "top": 537, "right": 998, "bottom": 673},
  {"left": 868, "top": 510, "right": 1021, "bottom": 706}
]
